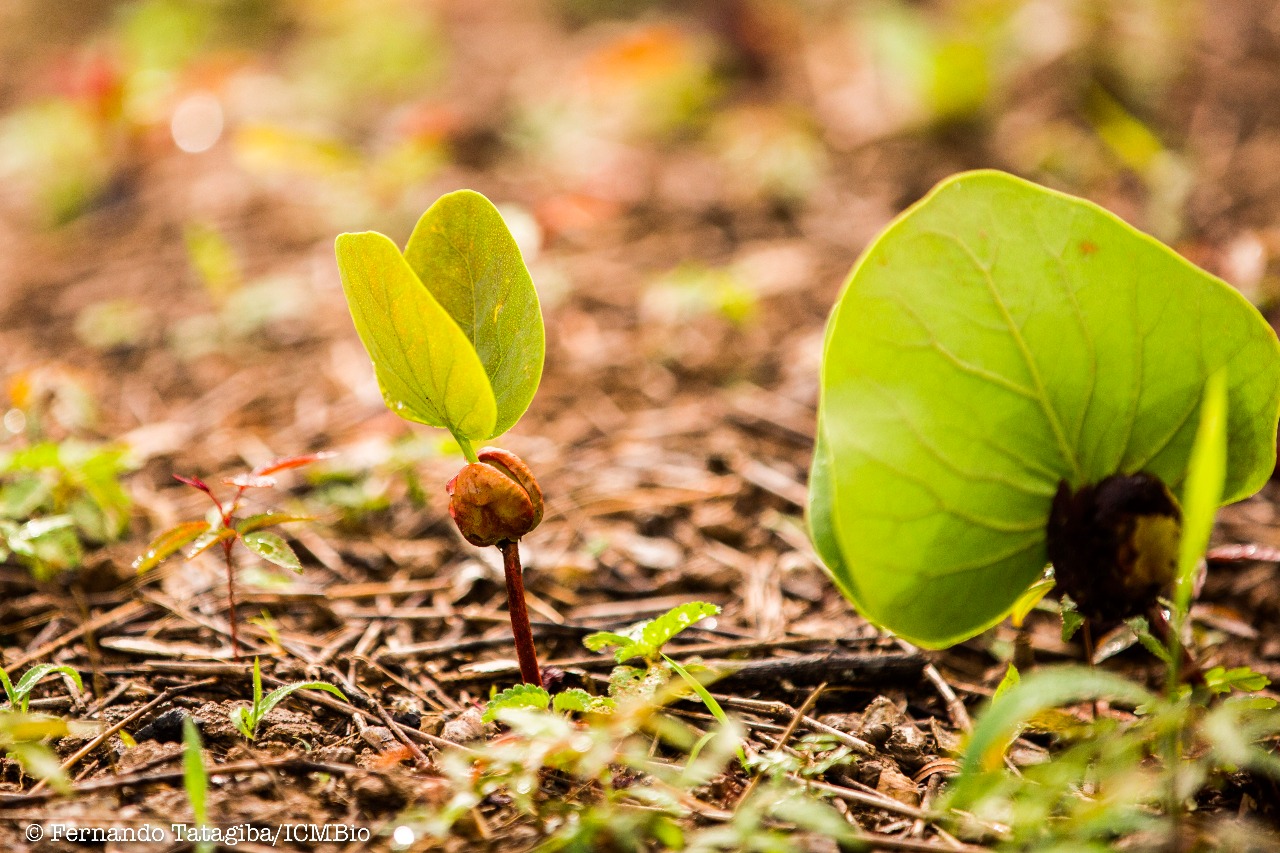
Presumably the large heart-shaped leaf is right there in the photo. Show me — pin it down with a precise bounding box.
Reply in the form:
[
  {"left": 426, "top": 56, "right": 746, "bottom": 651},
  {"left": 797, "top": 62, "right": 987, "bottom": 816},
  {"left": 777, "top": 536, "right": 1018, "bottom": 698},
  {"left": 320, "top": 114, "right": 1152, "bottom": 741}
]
[
  {"left": 810, "top": 170, "right": 1280, "bottom": 648},
  {"left": 404, "top": 191, "right": 544, "bottom": 438}
]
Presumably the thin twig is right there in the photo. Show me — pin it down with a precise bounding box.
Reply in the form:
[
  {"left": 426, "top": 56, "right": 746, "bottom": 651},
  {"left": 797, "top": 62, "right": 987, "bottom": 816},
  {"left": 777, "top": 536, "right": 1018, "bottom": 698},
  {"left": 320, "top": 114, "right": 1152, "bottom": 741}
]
[{"left": 736, "top": 682, "right": 827, "bottom": 809}]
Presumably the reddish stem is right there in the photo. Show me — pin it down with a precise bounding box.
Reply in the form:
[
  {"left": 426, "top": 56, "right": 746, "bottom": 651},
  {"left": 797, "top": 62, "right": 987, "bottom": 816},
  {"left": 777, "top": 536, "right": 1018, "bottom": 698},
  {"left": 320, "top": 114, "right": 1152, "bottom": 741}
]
[
  {"left": 222, "top": 538, "right": 240, "bottom": 659},
  {"left": 499, "top": 540, "right": 541, "bottom": 686}
]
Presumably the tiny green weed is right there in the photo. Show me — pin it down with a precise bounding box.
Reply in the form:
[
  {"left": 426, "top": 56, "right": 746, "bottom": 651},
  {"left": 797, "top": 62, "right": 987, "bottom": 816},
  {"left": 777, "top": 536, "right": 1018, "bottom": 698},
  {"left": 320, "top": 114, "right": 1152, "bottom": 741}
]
[{"left": 228, "top": 657, "right": 346, "bottom": 741}]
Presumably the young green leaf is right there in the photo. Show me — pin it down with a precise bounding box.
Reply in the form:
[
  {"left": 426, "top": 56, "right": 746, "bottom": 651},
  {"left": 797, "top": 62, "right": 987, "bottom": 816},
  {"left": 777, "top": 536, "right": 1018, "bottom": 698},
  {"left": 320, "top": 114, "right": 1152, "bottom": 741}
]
[
  {"left": 241, "top": 530, "right": 302, "bottom": 573},
  {"left": 810, "top": 170, "right": 1280, "bottom": 648},
  {"left": 229, "top": 706, "right": 255, "bottom": 740},
  {"left": 9, "top": 664, "right": 81, "bottom": 713},
  {"left": 254, "top": 680, "right": 347, "bottom": 728},
  {"left": 182, "top": 717, "right": 214, "bottom": 853},
  {"left": 582, "top": 631, "right": 634, "bottom": 653},
  {"left": 663, "top": 654, "right": 746, "bottom": 767},
  {"left": 1204, "top": 665, "right": 1271, "bottom": 695},
  {"left": 1175, "top": 371, "right": 1228, "bottom": 618},
  {"left": 586, "top": 602, "right": 721, "bottom": 663},
  {"left": 403, "top": 190, "right": 545, "bottom": 437},
  {"left": 335, "top": 230, "right": 497, "bottom": 442},
  {"left": 134, "top": 520, "right": 210, "bottom": 572},
  {"left": 483, "top": 683, "right": 551, "bottom": 723},
  {"left": 952, "top": 665, "right": 1156, "bottom": 805},
  {"left": 551, "top": 688, "right": 616, "bottom": 715}
]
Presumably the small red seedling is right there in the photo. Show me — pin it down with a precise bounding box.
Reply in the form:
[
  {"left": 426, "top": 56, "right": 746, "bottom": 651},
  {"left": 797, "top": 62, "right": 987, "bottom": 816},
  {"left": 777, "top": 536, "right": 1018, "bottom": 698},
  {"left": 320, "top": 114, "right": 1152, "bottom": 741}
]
[{"left": 135, "top": 452, "right": 333, "bottom": 658}]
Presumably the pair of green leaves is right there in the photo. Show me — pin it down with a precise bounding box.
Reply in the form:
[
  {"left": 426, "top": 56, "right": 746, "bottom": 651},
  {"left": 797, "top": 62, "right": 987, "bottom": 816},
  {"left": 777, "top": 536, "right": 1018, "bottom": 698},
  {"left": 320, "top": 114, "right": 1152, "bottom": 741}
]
[
  {"left": 335, "top": 191, "right": 544, "bottom": 452},
  {"left": 809, "top": 171, "right": 1280, "bottom": 648},
  {"left": 134, "top": 512, "right": 307, "bottom": 575}
]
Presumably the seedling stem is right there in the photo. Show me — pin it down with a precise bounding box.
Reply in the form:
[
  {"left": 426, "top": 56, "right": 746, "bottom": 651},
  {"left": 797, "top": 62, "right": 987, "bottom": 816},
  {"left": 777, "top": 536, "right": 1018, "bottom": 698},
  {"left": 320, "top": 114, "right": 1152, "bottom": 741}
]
[{"left": 500, "top": 539, "right": 541, "bottom": 686}]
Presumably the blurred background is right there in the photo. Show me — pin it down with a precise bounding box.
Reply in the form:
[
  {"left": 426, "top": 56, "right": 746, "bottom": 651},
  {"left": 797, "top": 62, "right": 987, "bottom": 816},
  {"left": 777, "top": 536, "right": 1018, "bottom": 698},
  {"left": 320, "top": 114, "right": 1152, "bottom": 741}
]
[{"left": 2, "top": 0, "right": 1280, "bottom": 609}]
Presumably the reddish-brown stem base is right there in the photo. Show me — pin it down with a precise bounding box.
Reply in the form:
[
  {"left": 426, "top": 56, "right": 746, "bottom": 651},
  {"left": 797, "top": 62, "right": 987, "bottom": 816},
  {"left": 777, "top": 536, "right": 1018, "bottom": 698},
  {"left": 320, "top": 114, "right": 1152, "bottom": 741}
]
[
  {"left": 499, "top": 540, "right": 541, "bottom": 686},
  {"left": 223, "top": 540, "right": 240, "bottom": 659}
]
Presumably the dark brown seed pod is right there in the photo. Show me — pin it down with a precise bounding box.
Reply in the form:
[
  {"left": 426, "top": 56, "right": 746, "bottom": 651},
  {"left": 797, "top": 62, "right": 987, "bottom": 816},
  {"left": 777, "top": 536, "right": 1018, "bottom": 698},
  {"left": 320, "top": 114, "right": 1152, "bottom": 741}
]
[
  {"left": 1046, "top": 472, "right": 1181, "bottom": 624},
  {"left": 446, "top": 448, "right": 543, "bottom": 547}
]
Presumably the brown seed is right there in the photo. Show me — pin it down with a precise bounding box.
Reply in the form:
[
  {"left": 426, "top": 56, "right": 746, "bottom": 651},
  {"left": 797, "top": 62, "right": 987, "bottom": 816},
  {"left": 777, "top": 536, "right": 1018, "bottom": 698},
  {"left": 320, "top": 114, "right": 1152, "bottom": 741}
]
[{"left": 446, "top": 448, "right": 543, "bottom": 547}]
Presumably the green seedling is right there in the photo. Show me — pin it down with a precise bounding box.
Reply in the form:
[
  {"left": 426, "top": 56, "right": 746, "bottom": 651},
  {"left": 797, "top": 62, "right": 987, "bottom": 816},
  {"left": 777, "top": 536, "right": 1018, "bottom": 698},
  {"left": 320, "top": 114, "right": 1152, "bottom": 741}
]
[
  {"left": 336, "top": 190, "right": 547, "bottom": 686},
  {"left": 182, "top": 717, "right": 214, "bottom": 853},
  {"left": 809, "top": 170, "right": 1280, "bottom": 651},
  {"left": 584, "top": 601, "right": 721, "bottom": 665},
  {"left": 229, "top": 657, "right": 346, "bottom": 741},
  {"left": 135, "top": 453, "right": 328, "bottom": 657},
  {"left": 0, "top": 663, "right": 82, "bottom": 713},
  {"left": 1, "top": 371, "right": 135, "bottom": 579},
  {"left": 581, "top": 601, "right": 743, "bottom": 764}
]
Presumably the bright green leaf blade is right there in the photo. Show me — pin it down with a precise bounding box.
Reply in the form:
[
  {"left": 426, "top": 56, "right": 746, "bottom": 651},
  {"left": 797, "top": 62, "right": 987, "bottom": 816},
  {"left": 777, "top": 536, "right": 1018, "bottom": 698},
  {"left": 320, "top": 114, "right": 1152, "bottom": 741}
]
[
  {"left": 12, "top": 664, "right": 82, "bottom": 699},
  {"left": 182, "top": 718, "right": 208, "bottom": 826},
  {"left": 335, "top": 230, "right": 497, "bottom": 441},
  {"left": 813, "top": 170, "right": 1280, "bottom": 648},
  {"left": 551, "top": 688, "right": 615, "bottom": 714},
  {"left": 135, "top": 520, "right": 210, "bottom": 572},
  {"left": 403, "top": 190, "right": 544, "bottom": 437},
  {"left": 952, "top": 665, "right": 1155, "bottom": 806},
  {"left": 241, "top": 530, "right": 302, "bottom": 573},
  {"left": 229, "top": 706, "right": 254, "bottom": 740},
  {"left": 662, "top": 654, "right": 747, "bottom": 768},
  {"left": 0, "top": 712, "right": 70, "bottom": 742},
  {"left": 582, "top": 631, "right": 633, "bottom": 653},
  {"left": 1175, "top": 371, "right": 1228, "bottom": 615},
  {"left": 632, "top": 602, "right": 720, "bottom": 660},
  {"left": 256, "top": 681, "right": 347, "bottom": 724}
]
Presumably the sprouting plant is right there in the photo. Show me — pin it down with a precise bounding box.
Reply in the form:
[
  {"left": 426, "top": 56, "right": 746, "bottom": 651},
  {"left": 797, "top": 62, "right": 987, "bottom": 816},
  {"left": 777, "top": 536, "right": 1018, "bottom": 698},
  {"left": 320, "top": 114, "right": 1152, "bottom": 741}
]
[
  {"left": 335, "top": 190, "right": 547, "bottom": 686},
  {"left": 182, "top": 717, "right": 214, "bottom": 853},
  {"left": 0, "top": 663, "right": 82, "bottom": 713},
  {"left": 809, "top": 170, "right": 1280, "bottom": 654},
  {"left": 579, "top": 601, "right": 745, "bottom": 765},
  {"left": 1, "top": 370, "right": 135, "bottom": 579},
  {"left": 134, "top": 453, "right": 330, "bottom": 657},
  {"left": 228, "top": 657, "right": 346, "bottom": 741}
]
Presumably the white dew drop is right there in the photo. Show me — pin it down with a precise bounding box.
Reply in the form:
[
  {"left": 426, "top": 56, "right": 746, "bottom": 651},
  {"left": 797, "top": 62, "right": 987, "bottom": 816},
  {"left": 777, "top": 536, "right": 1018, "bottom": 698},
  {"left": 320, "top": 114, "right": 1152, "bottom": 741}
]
[
  {"left": 171, "top": 92, "right": 224, "bottom": 154},
  {"left": 3, "top": 408, "right": 26, "bottom": 434},
  {"left": 391, "top": 825, "right": 415, "bottom": 849}
]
